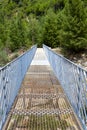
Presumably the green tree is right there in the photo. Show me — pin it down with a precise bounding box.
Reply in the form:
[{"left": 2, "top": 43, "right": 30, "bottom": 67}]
[
  {"left": 43, "top": 9, "right": 59, "bottom": 48},
  {"left": 60, "top": 0, "right": 87, "bottom": 52},
  {"left": 0, "top": 5, "right": 10, "bottom": 49},
  {"left": 9, "top": 14, "right": 30, "bottom": 51},
  {"left": 28, "top": 14, "right": 42, "bottom": 46}
]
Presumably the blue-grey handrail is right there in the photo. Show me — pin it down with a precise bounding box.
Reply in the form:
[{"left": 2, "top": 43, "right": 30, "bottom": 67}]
[
  {"left": 43, "top": 44, "right": 87, "bottom": 130},
  {"left": 0, "top": 45, "right": 37, "bottom": 130}
]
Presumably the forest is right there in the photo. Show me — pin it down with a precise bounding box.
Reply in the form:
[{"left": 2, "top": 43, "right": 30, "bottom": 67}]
[{"left": 0, "top": 0, "right": 87, "bottom": 65}]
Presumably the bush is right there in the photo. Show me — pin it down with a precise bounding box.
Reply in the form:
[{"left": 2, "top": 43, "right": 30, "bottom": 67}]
[{"left": 0, "top": 50, "right": 8, "bottom": 66}]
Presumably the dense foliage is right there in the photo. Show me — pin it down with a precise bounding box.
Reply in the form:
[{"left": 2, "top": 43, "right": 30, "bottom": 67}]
[
  {"left": 59, "top": 0, "right": 87, "bottom": 52},
  {"left": 0, "top": 0, "right": 87, "bottom": 55}
]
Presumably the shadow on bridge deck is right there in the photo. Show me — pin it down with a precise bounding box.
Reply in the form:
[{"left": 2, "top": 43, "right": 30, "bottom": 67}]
[{"left": 3, "top": 49, "right": 82, "bottom": 130}]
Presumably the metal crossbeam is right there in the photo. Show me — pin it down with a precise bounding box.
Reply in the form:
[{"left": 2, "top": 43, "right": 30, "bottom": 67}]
[
  {"left": 18, "top": 93, "right": 66, "bottom": 99},
  {"left": 11, "top": 108, "right": 73, "bottom": 115}
]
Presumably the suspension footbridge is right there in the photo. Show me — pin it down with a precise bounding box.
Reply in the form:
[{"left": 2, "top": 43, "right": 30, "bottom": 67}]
[{"left": 0, "top": 45, "right": 87, "bottom": 130}]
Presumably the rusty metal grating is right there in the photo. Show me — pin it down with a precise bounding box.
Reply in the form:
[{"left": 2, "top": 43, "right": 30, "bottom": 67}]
[
  {"left": 3, "top": 65, "right": 82, "bottom": 130},
  {"left": 7, "top": 113, "right": 79, "bottom": 130}
]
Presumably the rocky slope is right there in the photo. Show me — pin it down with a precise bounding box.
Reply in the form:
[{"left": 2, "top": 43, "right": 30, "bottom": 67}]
[{"left": 53, "top": 48, "right": 87, "bottom": 71}]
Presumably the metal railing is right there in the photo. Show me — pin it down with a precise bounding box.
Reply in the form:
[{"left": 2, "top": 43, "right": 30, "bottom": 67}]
[
  {"left": 43, "top": 44, "right": 87, "bottom": 130},
  {"left": 0, "top": 45, "right": 37, "bottom": 130}
]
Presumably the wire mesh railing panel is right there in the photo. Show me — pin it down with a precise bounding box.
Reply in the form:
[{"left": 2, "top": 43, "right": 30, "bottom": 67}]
[
  {"left": 0, "top": 45, "right": 37, "bottom": 130},
  {"left": 43, "top": 44, "right": 87, "bottom": 130}
]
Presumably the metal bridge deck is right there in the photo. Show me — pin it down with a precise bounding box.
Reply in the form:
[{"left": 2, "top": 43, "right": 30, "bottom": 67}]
[{"left": 3, "top": 49, "right": 82, "bottom": 130}]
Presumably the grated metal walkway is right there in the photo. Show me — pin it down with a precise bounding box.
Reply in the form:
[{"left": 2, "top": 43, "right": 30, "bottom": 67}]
[{"left": 3, "top": 49, "right": 82, "bottom": 130}]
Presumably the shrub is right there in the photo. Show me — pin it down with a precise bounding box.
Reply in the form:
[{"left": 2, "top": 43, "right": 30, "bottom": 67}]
[{"left": 0, "top": 50, "right": 8, "bottom": 66}]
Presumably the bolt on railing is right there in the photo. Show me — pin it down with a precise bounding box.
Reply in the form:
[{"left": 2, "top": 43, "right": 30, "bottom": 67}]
[
  {"left": 43, "top": 44, "right": 87, "bottom": 130},
  {"left": 0, "top": 45, "right": 37, "bottom": 130}
]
